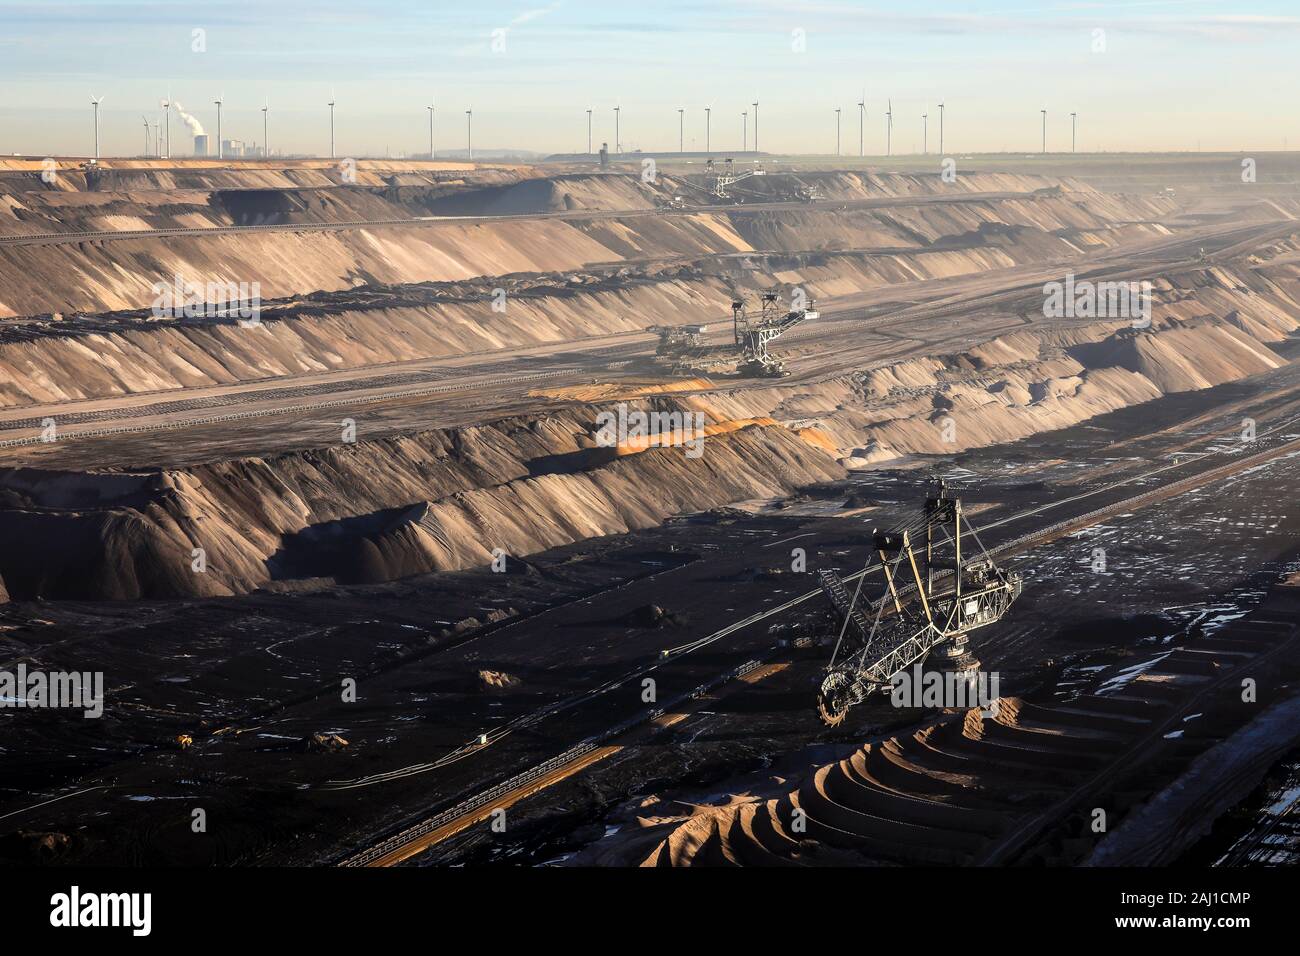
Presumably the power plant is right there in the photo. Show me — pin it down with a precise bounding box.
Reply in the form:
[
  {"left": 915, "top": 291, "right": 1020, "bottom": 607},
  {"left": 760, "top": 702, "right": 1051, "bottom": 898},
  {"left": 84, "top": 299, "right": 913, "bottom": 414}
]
[{"left": 172, "top": 100, "right": 204, "bottom": 156}]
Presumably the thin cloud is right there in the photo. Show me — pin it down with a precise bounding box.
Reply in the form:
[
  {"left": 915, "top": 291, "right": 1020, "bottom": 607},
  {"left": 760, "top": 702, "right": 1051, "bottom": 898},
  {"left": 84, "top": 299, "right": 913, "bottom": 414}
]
[
  {"left": 451, "top": 1, "right": 565, "bottom": 57},
  {"left": 510, "top": 2, "right": 562, "bottom": 28},
  {"left": 716, "top": 1, "right": 1300, "bottom": 40}
]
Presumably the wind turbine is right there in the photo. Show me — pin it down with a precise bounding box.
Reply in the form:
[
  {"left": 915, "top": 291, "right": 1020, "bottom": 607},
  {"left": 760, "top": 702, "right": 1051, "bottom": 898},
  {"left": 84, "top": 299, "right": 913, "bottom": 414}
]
[
  {"left": 90, "top": 95, "right": 104, "bottom": 160},
  {"left": 262, "top": 100, "right": 269, "bottom": 158},
  {"left": 1041, "top": 108, "right": 1047, "bottom": 153},
  {"left": 214, "top": 95, "right": 224, "bottom": 159},
  {"left": 466, "top": 109, "right": 473, "bottom": 161},
  {"left": 1071, "top": 111, "right": 1077, "bottom": 153},
  {"left": 886, "top": 99, "right": 893, "bottom": 157},
  {"left": 587, "top": 108, "right": 592, "bottom": 154},
  {"left": 742, "top": 110, "right": 747, "bottom": 152},
  {"left": 938, "top": 102, "right": 945, "bottom": 155},
  {"left": 857, "top": 94, "right": 865, "bottom": 158},
  {"left": 141, "top": 115, "right": 151, "bottom": 157},
  {"left": 922, "top": 113, "right": 928, "bottom": 155},
  {"left": 613, "top": 105, "right": 620, "bottom": 155},
  {"left": 752, "top": 100, "right": 759, "bottom": 152},
  {"left": 427, "top": 102, "right": 435, "bottom": 159},
  {"left": 677, "top": 108, "right": 684, "bottom": 153},
  {"left": 161, "top": 95, "right": 171, "bottom": 159},
  {"left": 834, "top": 107, "right": 841, "bottom": 156},
  {"left": 328, "top": 92, "right": 336, "bottom": 159},
  {"left": 705, "top": 107, "right": 711, "bottom": 155}
]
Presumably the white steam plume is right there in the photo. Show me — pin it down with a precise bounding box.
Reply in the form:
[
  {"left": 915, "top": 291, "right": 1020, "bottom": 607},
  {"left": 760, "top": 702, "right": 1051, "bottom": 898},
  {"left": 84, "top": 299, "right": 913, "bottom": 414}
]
[{"left": 172, "top": 101, "right": 205, "bottom": 137}]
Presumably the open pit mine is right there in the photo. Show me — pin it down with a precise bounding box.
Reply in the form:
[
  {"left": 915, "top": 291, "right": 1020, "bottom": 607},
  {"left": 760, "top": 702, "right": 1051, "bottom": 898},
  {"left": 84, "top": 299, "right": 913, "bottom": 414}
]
[{"left": 3, "top": 153, "right": 1300, "bottom": 878}]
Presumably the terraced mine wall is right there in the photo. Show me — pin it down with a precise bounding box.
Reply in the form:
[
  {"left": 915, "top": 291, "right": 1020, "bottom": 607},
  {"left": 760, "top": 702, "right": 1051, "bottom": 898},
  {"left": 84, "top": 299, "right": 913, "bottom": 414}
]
[
  {"left": 0, "top": 414, "right": 844, "bottom": 600},
  {"left": 684, "top": 269, "right": 1300, "bottom": 462},
  {"left": 0, "top": 197, "right": 1177, "bottom": 404},
  {"left": 0, "top": 245, "right": 1079, "bottom": 406},
  {"left": 0, "top": 171, "right": 1291, "bottom": 601},
  {"left": 0, "top": 161, "right": 531, "bottom": 236},
  {"left": 0, "top": 172, "right": 1170, "bottom": 318},
  {"left": 0, "top": 281, "right": 1295, "bottom": 601},
  {"left": 0, "top": 165, "right": 1090, "bottom": 238}
]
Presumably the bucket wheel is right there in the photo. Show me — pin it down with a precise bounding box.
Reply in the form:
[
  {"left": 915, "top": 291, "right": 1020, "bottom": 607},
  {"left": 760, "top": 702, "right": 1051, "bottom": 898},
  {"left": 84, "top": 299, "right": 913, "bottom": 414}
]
[{"left": 817, "top": 671, "right": 853, "bottom": 727}]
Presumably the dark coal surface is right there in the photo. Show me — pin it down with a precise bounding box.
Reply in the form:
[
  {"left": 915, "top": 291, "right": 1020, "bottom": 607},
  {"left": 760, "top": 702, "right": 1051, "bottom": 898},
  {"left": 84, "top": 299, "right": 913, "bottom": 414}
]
[{"left": 5, "top": 359, "right": 1300, "bottom": 865}]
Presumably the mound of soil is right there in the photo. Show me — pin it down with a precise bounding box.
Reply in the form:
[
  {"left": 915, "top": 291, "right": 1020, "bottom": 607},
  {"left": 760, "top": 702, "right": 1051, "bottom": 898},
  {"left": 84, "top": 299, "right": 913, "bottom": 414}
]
[{"left": 621, "top": 604, "right": 689, "bottom": 628}]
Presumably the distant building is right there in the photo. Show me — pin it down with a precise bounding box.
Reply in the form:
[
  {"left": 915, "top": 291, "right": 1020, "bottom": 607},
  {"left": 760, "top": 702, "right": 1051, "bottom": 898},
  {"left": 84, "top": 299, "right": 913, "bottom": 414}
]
[{"left": 193, "top": 134, "right": 209, "bottom": 157}]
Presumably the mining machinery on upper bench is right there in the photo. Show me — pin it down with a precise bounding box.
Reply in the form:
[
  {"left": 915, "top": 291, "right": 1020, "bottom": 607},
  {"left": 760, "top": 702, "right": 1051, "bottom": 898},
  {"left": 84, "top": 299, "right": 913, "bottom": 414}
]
[
  {"left": 705, "top": 158, "right": 766, "bottom": 199},
  {"left": 815, "top": 479, "right": 1023, "bottom": 726},
  {"left": 647, "top": 322, "right": 710, "bottom": 373},
  {"left": 732, "top": 290, "right": 818, "bottom": 378}
]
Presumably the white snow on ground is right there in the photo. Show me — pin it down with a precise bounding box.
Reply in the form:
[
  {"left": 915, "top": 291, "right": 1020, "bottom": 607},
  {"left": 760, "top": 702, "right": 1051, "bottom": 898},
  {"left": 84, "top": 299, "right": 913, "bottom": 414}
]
[
  {"left": 1266, "top": 784, "right": 1300, "bottom": 817},
  {"left": 1096, "top": 650, "right": 1174, "bottom": 696}
]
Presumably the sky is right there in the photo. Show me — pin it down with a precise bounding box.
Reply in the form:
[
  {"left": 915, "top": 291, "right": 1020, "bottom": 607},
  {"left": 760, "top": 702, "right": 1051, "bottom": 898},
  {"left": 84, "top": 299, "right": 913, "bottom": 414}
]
[{"left": 1, "top": 0, "right": 1299, "bottom": 158}]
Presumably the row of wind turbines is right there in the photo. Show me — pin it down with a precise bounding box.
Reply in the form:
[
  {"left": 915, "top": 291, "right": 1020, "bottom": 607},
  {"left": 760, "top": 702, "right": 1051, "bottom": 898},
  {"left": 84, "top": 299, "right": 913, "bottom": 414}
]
[
  {"left": 591, "top": 99, "right": 951, "bottom": 158},
  {"left": 832, "top": 99, "right": 947, "bottom": 157},
  {"left": 94, "top": 94, "right": 466, "bottom": 162},
  {"left": 82, "top": 95, "right": 1078, "bottom": 162},
  {"left": 599, "top": 101, "right": 764, "bottom": 156}
]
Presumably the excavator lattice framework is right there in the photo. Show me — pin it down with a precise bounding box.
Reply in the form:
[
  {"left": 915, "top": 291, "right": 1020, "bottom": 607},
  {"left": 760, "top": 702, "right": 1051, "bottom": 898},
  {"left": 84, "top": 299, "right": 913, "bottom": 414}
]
[
  {"left": 731, "top": 290, "right": 817, "bottom": 377},
  {"left": 815, "top": 480, "right": 1023, "bottom": 726}
]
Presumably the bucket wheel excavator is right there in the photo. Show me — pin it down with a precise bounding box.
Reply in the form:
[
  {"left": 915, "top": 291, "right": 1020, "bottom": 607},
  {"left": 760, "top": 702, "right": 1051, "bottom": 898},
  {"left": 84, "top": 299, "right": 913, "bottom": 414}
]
[
  {"left": 731, "top": 290, "right": 818, "bottom": 378},
  {"left": 815, "top": 479, "right": 1023, "bottom": 726}
]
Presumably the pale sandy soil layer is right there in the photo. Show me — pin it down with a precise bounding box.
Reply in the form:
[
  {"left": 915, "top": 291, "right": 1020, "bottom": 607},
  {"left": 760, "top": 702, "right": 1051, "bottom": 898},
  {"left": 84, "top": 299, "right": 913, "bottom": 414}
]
[{"left": 0, "top": 168, "right": 1293, "bottom": 601}]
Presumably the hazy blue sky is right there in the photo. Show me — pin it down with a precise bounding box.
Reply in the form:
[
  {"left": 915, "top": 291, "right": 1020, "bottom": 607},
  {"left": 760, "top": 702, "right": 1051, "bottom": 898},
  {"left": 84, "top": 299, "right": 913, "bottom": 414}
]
[{"left": 2, "top": 0, "right": 1298, "bottom": 157}]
